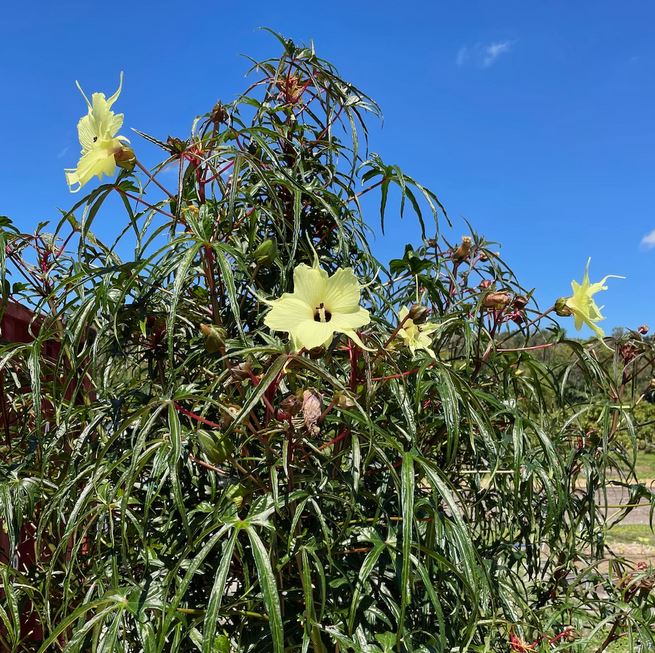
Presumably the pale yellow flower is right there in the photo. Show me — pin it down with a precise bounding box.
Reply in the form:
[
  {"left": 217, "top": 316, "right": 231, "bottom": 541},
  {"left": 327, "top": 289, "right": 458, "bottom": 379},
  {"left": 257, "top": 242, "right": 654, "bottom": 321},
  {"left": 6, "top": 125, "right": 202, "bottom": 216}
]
[
  {"left": 264, "top": 262, "right": 370, "bottom": 351},
  {"left": 65, "top": 73, "right": 130, "bottom": 192},
  {"left": 564, "top": 259, "right": 622, "bottom": 340},
  {"left": 397, "top": 306, "right": 439, "bottom": 359}
]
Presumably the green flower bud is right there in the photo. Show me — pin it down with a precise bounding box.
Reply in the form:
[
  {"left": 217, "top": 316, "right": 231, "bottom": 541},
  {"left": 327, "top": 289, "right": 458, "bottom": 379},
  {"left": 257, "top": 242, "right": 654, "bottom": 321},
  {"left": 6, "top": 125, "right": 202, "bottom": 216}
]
[
  {"left": 114, "top": 145, "right": 136, "bottom": 172},
  {"left": 554, "top": 297, "right": 573, "bottom": 317},
  {"left": 166, "top": 136, "right": 188, "bottom": 155},
  {"left": 225, "top": 483, "right": 247, "bottom": 510},
  {"left": 333, "top": 391, "right": 356, "bottom": 409},
  {"left": 200, "top": 323, "right": 226, "bottom": 354},
  {"left": 253, "top": 239, "right": 278, "bottom": 266}
]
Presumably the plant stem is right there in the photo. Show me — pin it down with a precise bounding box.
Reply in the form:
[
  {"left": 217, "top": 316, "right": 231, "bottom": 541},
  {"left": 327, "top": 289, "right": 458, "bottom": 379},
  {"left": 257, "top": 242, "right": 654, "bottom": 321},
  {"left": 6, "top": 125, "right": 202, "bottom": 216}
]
[{"left": 135, "top": 159, "right": 176, "bottom": 199}]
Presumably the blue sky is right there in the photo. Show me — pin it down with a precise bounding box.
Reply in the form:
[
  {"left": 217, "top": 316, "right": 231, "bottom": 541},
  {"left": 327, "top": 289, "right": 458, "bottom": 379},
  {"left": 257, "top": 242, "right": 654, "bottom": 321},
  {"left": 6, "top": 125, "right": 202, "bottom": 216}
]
[{"left": 2, "top": 1, "right": 653, "bottom": 333}]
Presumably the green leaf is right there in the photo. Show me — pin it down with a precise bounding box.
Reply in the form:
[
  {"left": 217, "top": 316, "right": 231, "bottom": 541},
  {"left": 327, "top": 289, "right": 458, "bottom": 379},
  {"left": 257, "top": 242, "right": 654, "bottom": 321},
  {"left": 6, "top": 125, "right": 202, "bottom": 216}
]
[
  {"left": 398, "top": 452, "right": 415, "bottom": 642},
  {"left": 202, "top": 529, "right": 238, "bottom": 653},
  {"left": 244, "top": 526, "right": 284, "bottom": 653}
]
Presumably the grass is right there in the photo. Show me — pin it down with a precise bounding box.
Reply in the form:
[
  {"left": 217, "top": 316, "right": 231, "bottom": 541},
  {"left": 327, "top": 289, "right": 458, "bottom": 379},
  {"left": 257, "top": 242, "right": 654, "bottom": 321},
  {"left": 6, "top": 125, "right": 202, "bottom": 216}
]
[
  {"left": 632, "top": 451, "right": 655, "bottom": 481},
  {"left": 604, "top": 452, "right": 655, "bottom": 563},
  {"left": 607, "top": 451, "right": 655, "bottom": 482},
  {"left": 589, "top": 632, "right": 643, "bottom": 652},
  {"left": 606, "top": 523, "right": 655, "bottom": 548},
  {"left": 600, "top": 640, "right": 631, "bottom": 652}
]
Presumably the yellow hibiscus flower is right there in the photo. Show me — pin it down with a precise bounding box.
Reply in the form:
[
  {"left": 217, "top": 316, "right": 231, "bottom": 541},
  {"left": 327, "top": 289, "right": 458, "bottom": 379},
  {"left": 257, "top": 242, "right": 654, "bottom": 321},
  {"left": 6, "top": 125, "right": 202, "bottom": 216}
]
[
  {"left": 65, "top": 73, "right": 131, "bottom": 192},
  {"left": 563, "top": 259, "right": 623, "bottom": 340},
  {"left": 264, "top": 262, "right": 370, "bottom": 351},
  {"left": 397, "top": 306, "right": 439, "bottom": 359}
]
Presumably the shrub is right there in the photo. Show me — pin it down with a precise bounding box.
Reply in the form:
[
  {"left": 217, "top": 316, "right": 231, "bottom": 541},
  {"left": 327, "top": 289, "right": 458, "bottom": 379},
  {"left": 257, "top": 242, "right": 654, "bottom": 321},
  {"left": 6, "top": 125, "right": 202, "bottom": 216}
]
[{"left": 1, "top": 32, "right": 654, "bottom": 653}]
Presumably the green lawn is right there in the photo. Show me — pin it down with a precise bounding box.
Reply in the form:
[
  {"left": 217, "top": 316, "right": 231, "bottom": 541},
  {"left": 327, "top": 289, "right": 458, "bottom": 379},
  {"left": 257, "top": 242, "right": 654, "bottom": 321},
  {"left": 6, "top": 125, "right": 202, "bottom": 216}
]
[
  {"left": 605, "top": 452, "right": 655, "bottom": 562},
  {"left": 633, "top": 451, "right": 655, "bottom": 481},
  {"left": 607, "top": 523, "right": 655, "bottom": 548},
  {"left": 601, "top": 640, "right": 630, "bottom": 652},
  {"left": 589, "top": 633, "right": 641, "bottom": 652},
  {"left": 609, "top": 450, "right": 655, "bottom": 482}
]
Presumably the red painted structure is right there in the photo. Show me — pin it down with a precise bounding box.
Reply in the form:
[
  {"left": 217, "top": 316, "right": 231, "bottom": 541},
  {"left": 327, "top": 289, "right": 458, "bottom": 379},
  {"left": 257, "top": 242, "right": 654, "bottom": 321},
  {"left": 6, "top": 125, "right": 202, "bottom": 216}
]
[{"left": 0, "top": 301, "right": 53, "bottom": 644}]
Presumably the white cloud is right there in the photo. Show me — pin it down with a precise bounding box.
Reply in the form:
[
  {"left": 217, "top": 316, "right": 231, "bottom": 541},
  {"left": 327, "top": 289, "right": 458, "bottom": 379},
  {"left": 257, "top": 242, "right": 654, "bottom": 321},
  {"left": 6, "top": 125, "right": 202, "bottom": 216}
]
[
  {"left": 482, "top": 41, "right": 512, "bottom": 67},
  {"left": 456, "top": 47, "right": 469, "bottom": 67},
  {"left": 456, "top": 40, "right": 513, "bottom": 68},
  {"left": 640, "top": 229, "right": 655, "bottom": 249},
  {"left": 57, "top": 145, "right": 70, "bottom": 159}
]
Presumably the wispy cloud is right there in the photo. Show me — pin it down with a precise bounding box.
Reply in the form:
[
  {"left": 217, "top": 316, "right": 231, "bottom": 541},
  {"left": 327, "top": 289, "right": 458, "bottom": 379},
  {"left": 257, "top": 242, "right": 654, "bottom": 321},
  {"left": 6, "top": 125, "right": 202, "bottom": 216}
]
[
  {"left": 456, "top": 46, "right": 469, "bottom": 67},
  {"left": 456, "top": 40, "right": 513, "bottom": 68},
  {"left": 640, "top": 229, "right": 655, "bottom": 249},
  {"left": 57, "top": 145, "right": 70, "bottom": 159},
  {"left": 482, "top": 41, "right": 512, "bottom": 67}
]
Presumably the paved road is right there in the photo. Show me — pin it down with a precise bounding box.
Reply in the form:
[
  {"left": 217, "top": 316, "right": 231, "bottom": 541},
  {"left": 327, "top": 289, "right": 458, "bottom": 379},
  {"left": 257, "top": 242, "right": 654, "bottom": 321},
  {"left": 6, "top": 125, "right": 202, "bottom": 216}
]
[
  {"left": 600, "top": 483, "right": 655, "bottom": 564},
  {"left": 600, "top": 485, "right": 654, "bottom": 525}
]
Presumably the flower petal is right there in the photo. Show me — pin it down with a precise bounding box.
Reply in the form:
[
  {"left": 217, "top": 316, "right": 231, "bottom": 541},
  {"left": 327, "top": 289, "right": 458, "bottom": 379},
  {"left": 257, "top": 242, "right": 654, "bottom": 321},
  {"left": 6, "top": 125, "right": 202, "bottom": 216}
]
[
  {"left": 323, "top": 268, "right": 362, "bottom": 313},
  {"left": 328, "top": 307, "right": 370, "bottom": 332},
  {"left": 292, "top": 264, "right": 329, "bottom": 308},
  {"left": 420, "top": 323, "right": 439, "bottom": 335},
  {"left": 65, "top": 140, "right": 120, "bottom": 192},
  {"left": 264, "top": 296, "right": 313, "bottom": 332},
  {"left": 106, "top": 71, "right": 124, "bottom": 108},
  {"left": 291, "top": 321, "right": 335, "bottom": 350},
  {"left": 564, "top": 260, "right": 621, "bottom": 343},
  {"left": 586, "top": 317, "right": 605, "bottom": 340},
  {"left": 74, "top": 75, "right": 125, "bottom": 153},
  {"left": 342, "top": 330, "right": 376, "bottom": 352}
]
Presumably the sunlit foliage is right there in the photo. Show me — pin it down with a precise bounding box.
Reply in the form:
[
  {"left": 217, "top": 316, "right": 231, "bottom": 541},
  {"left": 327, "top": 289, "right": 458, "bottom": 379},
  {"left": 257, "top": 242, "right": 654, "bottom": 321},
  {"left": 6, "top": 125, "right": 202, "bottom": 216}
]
[{"left": 1, "top": 32, "right": 654, "bottom": 653}]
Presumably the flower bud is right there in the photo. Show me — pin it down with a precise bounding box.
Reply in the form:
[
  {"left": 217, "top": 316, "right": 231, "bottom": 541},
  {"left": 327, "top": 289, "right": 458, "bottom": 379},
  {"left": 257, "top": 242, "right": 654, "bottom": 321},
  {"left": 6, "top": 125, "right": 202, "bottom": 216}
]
[
  {"left": 483, "top": 291, "right": 511, "bottom": 309},
  {"left": 225, "top": 483, "right": 247, "bottom": 510},
  {"left": 513, "top": 295, "right": 528, "bottom": 310},
  {"left": 453, "top": 236, "right": 472, "bottom": 261},
  {"left": 166, "top": 136, "right": 188, "bottom": 155},
  {"left": 280, "top": 394, "right": 302, "bottom": 416},
  {"left": 230, "top": 361, "right": 253, "bottom": 381},
  {"left": 302, "top": 389, "right": 323, "bottom": 435},
  {"left": 554, "top": 297, "right": 573, "bottom": 317},
  {"left": 220, "top": 404, "right": 241, "bottom": 429},
  {"left": 253, "top": 239, "right": 278, "bottom": 266},
  {"left": 210, "top": 101, "right": 229, "bottom": 125},
  {"left": 200, "top": 323, "right": 226, "bottom": 354},
  {"left": 114, "top": 145, "right": 136, "bottom": 172},
  {"left": 333, "top": 391, "right": 356, "bottom": 409},
  {"left": 308, "top": 345, "right": 326, "bottom": 359},
  {"left": 407, "top": 304, "right": 430, "bottom": 324}
]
